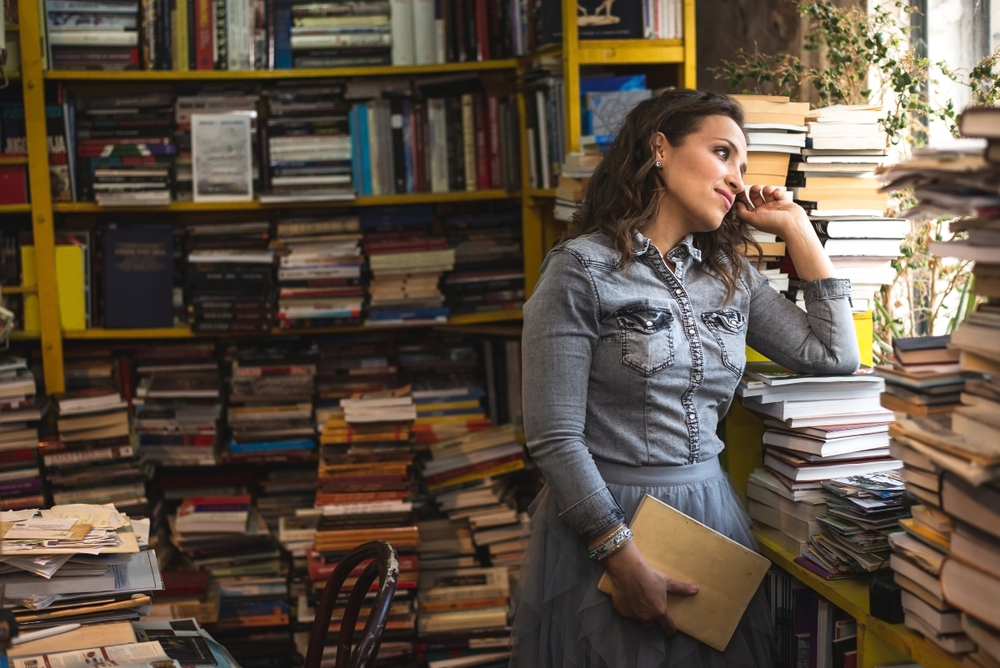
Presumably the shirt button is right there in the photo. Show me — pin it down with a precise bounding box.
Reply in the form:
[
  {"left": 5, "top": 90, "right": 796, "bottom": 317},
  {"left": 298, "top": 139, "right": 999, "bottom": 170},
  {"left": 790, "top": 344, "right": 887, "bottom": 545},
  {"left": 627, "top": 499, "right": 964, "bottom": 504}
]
[
  {"left": 687, "top": 329, "right": 695, "bottom": 335},
  {"left": 688, "top": 413, "right": 697, "bottom": 421},
  {"left": 674, "top": 289, "right": 682, "bottom": 295},
  {"left": 646, "top": 321, "right": 653, "bottom": 327}
]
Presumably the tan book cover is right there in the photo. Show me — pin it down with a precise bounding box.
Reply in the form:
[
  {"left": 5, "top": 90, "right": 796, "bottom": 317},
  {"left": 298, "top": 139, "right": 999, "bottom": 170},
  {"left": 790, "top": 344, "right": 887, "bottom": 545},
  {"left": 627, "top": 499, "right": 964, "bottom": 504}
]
[{"left": 597, "top": 494, "right": 771, "bottom": 651}]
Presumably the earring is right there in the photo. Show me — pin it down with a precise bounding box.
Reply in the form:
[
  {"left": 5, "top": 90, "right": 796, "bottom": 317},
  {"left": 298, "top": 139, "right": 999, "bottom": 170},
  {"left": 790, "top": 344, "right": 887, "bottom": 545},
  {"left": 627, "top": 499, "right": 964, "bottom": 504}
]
[{"left": 654, "top": 160, "right": 662, "bottom": 168}]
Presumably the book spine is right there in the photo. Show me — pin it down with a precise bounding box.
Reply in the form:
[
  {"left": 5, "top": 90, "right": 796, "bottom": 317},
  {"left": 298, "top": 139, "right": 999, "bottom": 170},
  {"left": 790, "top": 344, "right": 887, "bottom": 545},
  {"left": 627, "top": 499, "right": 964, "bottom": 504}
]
[
  {"left": 461, "top": 93, "right": 476, "bottom": 192},
  {"left": 176, "top": 0, "right": 189, "bottom": 69},
  {"left": 474, "top": 0, "right": 488, "bottom": 60},
  {"left": 433, "top": 0, "right": 446, "bottom": 63},
  {"left": 473, "top": 91, "right": 489, "bottom": 190},
  {"left": 140, "top": 0, "right": 157, "bottom": 68},
  {"left": 412, "top": 0, "right": 436, "bottom": 64},
  {"left": 389, "top": 97, "right": 407, "bottom": 194},
  {"left": 413, "top": 98, "right": 428, "bottom": 192},
  {"left": 389, "top": 0, "right": 414, "bottom": 64},
  {"left": 401, "top": 98, "right": 414, "bottom": 193},
  {"left": 215, "top": 0, "right": 229, "bottom": 69},
  {"left": 195, "top": 0, "right": 214, "bottom": 69}
]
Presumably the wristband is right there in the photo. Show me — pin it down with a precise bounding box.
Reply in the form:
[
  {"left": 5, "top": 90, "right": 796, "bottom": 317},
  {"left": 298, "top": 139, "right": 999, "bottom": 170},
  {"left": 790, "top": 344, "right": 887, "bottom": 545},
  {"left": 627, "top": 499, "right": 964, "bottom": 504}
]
[{"left": 587, "top": 525, "right": 633, "bottom": 561}]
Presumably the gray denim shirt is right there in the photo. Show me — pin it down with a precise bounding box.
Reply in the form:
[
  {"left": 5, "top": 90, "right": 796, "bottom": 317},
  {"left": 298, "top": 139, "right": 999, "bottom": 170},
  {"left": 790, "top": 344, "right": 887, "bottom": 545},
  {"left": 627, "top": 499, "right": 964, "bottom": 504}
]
[{"left": 521, "top": 230, "right": 861, "bottom": 540}]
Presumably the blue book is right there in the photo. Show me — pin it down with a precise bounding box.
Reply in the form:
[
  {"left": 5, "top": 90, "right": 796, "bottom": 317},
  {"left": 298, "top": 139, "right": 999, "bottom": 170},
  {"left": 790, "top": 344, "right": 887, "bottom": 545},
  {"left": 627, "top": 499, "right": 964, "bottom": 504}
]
[
  {"left": 349, "top": 106, "right": 362, "bottom": 195},
  {"left": 273, "top": 0, "right": 293, "bottom": 69},
  {"left": 368, "top": 307, "right": 450, "bottom": 321},
  {"left": 103, "top": 224, "right": 174, "bottom": 328},
  {"left": 227, "top": 438, "right": 316, "bottom": 454}
]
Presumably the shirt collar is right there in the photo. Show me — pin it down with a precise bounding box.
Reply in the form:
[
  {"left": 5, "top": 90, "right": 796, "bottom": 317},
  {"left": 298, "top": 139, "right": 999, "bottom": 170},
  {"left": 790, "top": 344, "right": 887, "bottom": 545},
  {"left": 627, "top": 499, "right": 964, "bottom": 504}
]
[{"left": 632, "top": 231, "right": 703, "bottom": 263}]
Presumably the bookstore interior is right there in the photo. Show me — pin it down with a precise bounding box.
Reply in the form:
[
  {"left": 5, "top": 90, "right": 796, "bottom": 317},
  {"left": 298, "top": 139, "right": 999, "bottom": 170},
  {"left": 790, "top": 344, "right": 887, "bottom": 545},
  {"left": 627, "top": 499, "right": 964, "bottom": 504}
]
[{"left": 0, "top": 0, "right": 997, "bottom": 665}]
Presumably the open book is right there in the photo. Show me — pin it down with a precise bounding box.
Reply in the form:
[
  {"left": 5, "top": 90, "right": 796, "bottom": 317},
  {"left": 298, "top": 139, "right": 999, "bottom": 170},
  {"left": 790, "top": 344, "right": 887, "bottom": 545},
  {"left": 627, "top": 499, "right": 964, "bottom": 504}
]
[{"left": 597, "top": 494, "right": 771, "bottom": 651}]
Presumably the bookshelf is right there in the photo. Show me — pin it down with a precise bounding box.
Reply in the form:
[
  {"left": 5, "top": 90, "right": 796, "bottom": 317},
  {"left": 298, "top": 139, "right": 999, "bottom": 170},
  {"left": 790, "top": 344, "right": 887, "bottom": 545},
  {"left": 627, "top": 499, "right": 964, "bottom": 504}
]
[{"left": 12, "top": 0, "right": 701, "bottom": 395}]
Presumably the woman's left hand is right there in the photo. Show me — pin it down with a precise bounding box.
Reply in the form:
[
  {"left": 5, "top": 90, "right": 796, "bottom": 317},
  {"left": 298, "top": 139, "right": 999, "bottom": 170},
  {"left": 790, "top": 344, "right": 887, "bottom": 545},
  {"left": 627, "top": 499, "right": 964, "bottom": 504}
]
[{"left": 734, "top": 185, "right": 811, "bottom": 238}]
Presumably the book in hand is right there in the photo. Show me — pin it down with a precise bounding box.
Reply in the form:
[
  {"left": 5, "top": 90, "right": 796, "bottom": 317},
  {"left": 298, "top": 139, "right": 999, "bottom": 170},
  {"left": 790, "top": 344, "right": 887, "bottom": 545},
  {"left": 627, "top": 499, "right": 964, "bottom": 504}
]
[{"left": 596, "top": 494, "right": 771, "bottom": 652}]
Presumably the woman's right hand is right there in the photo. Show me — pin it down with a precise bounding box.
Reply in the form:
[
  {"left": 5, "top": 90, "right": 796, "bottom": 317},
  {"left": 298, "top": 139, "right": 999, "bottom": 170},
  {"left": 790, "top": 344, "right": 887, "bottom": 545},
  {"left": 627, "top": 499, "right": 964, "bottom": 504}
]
[{"left": 602, "top": 540, "right": 699, "bottom": 635}]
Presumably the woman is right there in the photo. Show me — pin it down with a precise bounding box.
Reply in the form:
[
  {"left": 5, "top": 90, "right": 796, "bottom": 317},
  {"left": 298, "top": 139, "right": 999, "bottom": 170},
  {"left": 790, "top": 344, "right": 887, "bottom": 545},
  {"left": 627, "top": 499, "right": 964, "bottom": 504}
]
[{"left": 509, "top": 89, "right": 860, "bottom": 667}]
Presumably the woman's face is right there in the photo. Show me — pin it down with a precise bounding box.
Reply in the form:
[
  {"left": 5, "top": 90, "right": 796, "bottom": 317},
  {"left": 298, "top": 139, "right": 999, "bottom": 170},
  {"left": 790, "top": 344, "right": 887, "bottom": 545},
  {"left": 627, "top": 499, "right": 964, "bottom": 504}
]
[{"left": 655, "top": 114, "right": 748, "bottom": 237}]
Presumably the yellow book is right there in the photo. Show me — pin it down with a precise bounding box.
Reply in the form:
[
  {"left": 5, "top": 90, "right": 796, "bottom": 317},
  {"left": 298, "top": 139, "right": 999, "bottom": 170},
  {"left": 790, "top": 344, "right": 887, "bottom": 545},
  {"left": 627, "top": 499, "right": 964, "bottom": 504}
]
[
  {"left": 175, "top": 0, "right": 190, "bottom": 71},
  {"left": 19, "top": 245, "right": 87, "bottom": 331},
  {"left": 597, "top": 494, "right": 771, "bottom": 652},
  {"left": 55, "top": 245, "right": 86, "bottom": 331}
]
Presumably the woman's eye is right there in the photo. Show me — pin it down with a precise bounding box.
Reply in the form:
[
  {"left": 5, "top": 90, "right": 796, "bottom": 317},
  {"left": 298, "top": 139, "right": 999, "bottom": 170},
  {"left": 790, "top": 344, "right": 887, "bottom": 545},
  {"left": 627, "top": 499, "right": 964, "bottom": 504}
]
[{"left": 715, "top": 147, "right": 729, "bottom": 159}]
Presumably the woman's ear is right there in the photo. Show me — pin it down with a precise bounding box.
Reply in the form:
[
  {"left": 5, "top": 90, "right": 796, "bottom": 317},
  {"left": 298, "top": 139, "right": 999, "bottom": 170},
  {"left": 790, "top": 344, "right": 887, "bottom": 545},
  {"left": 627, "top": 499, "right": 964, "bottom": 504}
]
[{"left": 651, "top": 132, "right": 669, "bottom": 163}]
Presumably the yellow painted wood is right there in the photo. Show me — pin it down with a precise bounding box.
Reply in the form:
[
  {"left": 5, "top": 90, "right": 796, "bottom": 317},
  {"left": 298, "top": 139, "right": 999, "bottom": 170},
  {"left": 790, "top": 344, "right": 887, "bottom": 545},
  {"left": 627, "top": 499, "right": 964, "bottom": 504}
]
[
  {"left": 576, "top": 40, "right": 684, "bottom": 65},
  {"left": 759, "top": 535, "right": 963, "bottom": 668},
  {"left": 45, "top": 59, "right": 520, "bottom": 80},
  {"left": 858, "top": 625, "right": 910, "bottom": 668},
  {"left": 562, "top": 0, "right": 581, "bottom": 154},
  {"left": 681, "top": 0, "right": 696, "bottom": 88},
  {"left": 723, "top": 400, "right": 766, "bottom": 505},
  {"left": 9, "top": 330, "right": 39, "bottom": 340},
  {"left": 746, "top": 311, "right": 875, "bottom": 367},
  {"left": 54, "top": 190, "right": 517, "bottom": 213},
  {"left": 0, "top": 204, "right": 30, "bottom": 214},
  {"left": 1, "top": 285, "right": 36, "bottom": 294},
  {"left": 0, "top": 155, "right": 28, "bottom": 165},
  {"left": 446, "top": 310, "right": 523, "bottom": 325},
  {"left": 518, "top": 62, "right": 546, "bottom": 299},
  {"left": 526, "top": 188, "right": 556, "bottom": 198},
  {"left": 4, "top": 22, "right": 16, "bottom": 31},
  {"left": 18, "top": 0, "right": 64, "bottom": 393}
]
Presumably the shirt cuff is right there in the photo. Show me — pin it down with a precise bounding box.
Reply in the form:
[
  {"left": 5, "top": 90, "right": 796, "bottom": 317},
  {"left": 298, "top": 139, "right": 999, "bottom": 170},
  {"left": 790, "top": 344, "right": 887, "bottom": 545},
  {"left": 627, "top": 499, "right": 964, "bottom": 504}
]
[
  {"left": 558, "top": 486, "right": 626, "bottom": 540},
  {"left": 803, "top": 277, "right": 852, "bottom": 307}
]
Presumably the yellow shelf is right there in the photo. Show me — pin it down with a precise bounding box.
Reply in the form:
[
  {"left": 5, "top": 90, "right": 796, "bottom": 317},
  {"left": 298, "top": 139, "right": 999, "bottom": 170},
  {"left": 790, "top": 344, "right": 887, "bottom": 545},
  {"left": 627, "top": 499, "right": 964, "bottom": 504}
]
[
  {"left": 758, "top": 534, "right": 964, "bottom": 668},
  {"left": 54, "top": 190, "right": 517, "bottom": 213},
  {"left": 60, "top": 311, "right": 523, "bottom": 339},
  {"left": 1, "top": 286, "right": 35, "bottom": 294},
  {"left": 527, "top": 189, "right": 556, "bottom": 198},
  {"left": 10, "top": 331, "right": 39, "bottom": 341},
  {"left": 3, "top": 23, "right": 16, "bottom": 31},
  {"left": 0, "top": 155, "right": 28, "bottom": 165},
  {"left": 45, "top": 59, "right": 521, "bottom": 81},
  {"left": 0, "top": 204, "right": 30, "bottom": 214},
  {"left": 577, "top": 39, "right": 685, "bottom": 65}
]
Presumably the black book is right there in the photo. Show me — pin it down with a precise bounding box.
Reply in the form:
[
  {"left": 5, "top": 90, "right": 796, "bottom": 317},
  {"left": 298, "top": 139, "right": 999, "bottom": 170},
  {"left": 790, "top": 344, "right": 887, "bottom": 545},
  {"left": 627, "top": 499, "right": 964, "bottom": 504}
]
[
  {"left": 445, "top": 96, "right": 465, "bottom": 191},
  {"left": 387, "top": 96, "right": 408, "bottom": 194},
  {"left": 540, "top": 0, "right": 643, "bottom": 41},
  {"left": 103, "top": 224, "right": 175, "bottom": 328}
]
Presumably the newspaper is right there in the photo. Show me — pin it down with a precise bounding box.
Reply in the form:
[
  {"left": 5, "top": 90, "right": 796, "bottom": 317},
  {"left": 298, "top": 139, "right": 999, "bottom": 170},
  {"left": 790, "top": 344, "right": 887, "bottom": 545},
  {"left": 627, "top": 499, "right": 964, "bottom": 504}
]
[{"left": 11, "top": 640, "right": 179, "bottom": 668}]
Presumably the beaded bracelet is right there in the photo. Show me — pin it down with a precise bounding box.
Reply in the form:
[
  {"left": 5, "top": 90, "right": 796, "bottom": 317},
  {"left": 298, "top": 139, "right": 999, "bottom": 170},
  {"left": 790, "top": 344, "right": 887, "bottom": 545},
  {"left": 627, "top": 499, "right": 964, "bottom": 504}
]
[{"left": 587, "top": 525, "right": 633, "bottom": 561}]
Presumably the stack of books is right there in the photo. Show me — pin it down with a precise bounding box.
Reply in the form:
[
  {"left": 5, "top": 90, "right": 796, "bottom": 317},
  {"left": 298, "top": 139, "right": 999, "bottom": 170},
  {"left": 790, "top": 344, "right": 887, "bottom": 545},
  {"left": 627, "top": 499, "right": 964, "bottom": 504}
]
[
  {"left": 260, "top": 81, "right": 356, "bottom": 203},
  {"left": 314, "top": 334, "right": 397, "bottom": 410},
  {"left": 169, "top": 494, "right": 292, "bottom": 663},
  {"left": 876, "top": 335, "right": 967, "bottom": 420},
  {"left": 737, "top": 362, "right": 904, "bottom": 576},
  {"left": 224, "top": 345, "right": 318, "bottom": 463},
  {"left": 174, "top": 93, "right": 261, "bottom": 202},
  {"left": 411, "top": 380, "right": 491, "bottom": 449},
  {"left": 289, "top": 1, "right": 392, "bottom": 66},
  {"left": 133, "top": 356, "right": 223, "bottom": 468},
  {"left": 272, "top": 215, "right": 365, "bottom": 329},
  {"left": 732, "top": 95, "right": 810, "bottom": 187},
  {"left": 0, "top": 503, "right": 161, "bottom": 629},
  {"left": 553, "top": 150, "right": 602, "bottom": 222},
  {"left": 0, "top": 355, "right": 46, "bottom": 510},
  {"left": 43, "top": 388, "right": 148, "bottom": 515},
  {"left": 792, "top": 105, "right": 898, "bottom": 312},
  {"left": 442, "top": 208, "right": 525, "bottom": 316},
  {"left": 416, "top": 566, "right": 511, "bottom": 644},
  {"left": 184, "top": 222, "right": 276, "bottom": 334},
  {"left": 876, "top": 114, "right": 1000, "bottom": 665},
  {"left": 361, "top": 206, "right": 455, "bottom": 326},
  {"left": 43, "top": 0, "right": 140, "bottom": 70},
  {"left": 75, "top": 92, "right": 175, "bottom": 206}
]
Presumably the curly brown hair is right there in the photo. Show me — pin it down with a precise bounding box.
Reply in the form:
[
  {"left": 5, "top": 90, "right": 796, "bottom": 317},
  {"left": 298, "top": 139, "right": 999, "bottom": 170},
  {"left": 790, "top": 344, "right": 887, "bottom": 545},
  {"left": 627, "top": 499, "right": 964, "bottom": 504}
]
[{"left": 568, "top": 88, "right": 760, "bottom": 301}]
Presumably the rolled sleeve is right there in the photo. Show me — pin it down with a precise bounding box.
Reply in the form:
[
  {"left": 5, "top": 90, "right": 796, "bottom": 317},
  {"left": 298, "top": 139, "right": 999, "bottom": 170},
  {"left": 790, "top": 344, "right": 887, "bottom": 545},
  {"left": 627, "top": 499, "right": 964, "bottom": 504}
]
[
  {"left": 522, "top": 249, "right": 626, "bottom": 540},
  {"left": 745, "top": 261, "right": 861, "bottom": 376}
]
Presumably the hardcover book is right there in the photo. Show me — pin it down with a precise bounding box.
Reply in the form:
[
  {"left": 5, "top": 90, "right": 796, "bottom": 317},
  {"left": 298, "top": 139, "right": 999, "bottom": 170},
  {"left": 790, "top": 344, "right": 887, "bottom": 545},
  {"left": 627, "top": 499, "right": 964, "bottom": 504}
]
[{"left": 103, "top": 224, "right": 174, "bottom": 328}]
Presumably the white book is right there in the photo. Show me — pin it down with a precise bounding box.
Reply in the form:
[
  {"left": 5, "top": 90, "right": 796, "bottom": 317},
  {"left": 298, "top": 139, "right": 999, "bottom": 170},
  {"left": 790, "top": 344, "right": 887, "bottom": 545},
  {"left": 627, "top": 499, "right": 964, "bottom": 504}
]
[
  {"left": 226, "top": 0, "right": 251, "bottom": 69},
  {"left": 428, "top": 99, "right": 449, "bottom": 193},
  {"left": 389, "top": 0, "right": 414, "bottom": 65},
  {"left": 412, "top": 0, "right": 436, "bottom": 64},
  {"left": 48, "top": 29, "right": 138, "bottom": 45}
]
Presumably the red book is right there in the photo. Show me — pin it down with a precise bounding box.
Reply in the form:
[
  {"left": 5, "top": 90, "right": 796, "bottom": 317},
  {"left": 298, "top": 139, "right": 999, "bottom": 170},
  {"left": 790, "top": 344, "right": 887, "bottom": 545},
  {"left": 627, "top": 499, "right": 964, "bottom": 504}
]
[
  {"left": 423, "top": 451, "right": 524, "bottom": 485},
  {"left": 194, "top": 0, "right": 215, "bottom": 70},
  {"left": 474, "top": 0, "right": 489, "bottom": 60},
  {"left": 0, "top": 166, "right": 28, "bottom": 205},
  {"left": 486, "top": 93, "right": 502, "bottom": 189},
  {"left": 308, "top": 551, "right": 419, "bottom": 582}
]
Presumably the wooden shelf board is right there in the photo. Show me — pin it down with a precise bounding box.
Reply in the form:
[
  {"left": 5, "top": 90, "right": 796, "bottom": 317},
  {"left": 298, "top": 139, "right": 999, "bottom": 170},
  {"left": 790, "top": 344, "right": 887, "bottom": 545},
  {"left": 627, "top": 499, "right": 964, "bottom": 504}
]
[
  {"left": 757, "top": 534, "right": 964, "bottom": 668},
  {"left": 0, "top": 204, "right": 30, "bottom": 214},
  {"left": 527, "top": 189, "right": 556, "bottom": 198},
  {"left": 60, "top": 311, "right": 523, "bottom": 339},
  {"left": 0, "top": 155, "right": 28, "bottom": 166},
  {"left": 577, "top": 39, "right": 685, "bottom": 65},
  {"left": 1, "top": 285, "right": 34, "bottom": 294},
  {"left": 9, "top": 331, "right": 39, "bottom": 341},
  {"left": 45, "top": 59, "right": 520, "bottom": 81},
  {"left": 3, "top": 23, "right": 16, "bottom": 31},
  {"left": 54, "top": 190, "right": 516, "bottom": 213}
]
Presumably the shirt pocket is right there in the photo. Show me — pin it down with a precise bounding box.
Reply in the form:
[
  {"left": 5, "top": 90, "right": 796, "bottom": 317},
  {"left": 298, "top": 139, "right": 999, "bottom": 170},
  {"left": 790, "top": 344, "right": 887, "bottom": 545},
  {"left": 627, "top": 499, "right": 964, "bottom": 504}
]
[
  {"left": 615, "top": 305, "right": 675, "bottom": 377},
  {"left": 702, "top": 309, "right": 748, "bottom": 378}
]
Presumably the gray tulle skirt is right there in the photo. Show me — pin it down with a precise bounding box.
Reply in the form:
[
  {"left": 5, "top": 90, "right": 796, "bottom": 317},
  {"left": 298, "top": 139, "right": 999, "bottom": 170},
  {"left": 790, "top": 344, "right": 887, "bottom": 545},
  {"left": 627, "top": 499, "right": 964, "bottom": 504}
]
[{"left": 508, "top": 456, "right": 774, "bottom": 668}]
